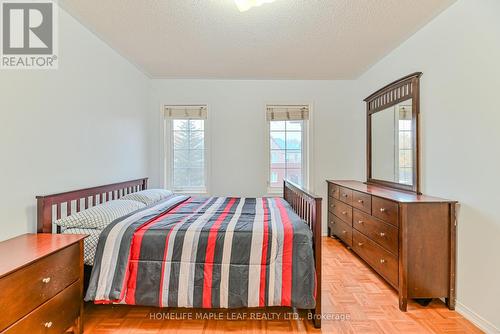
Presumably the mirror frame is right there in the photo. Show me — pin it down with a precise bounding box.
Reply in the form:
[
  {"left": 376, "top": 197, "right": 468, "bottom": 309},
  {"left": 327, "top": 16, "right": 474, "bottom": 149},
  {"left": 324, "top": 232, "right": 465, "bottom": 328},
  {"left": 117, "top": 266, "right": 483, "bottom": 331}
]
[{"left": 365, "top": 72, "right": 422, "bottom": 194}]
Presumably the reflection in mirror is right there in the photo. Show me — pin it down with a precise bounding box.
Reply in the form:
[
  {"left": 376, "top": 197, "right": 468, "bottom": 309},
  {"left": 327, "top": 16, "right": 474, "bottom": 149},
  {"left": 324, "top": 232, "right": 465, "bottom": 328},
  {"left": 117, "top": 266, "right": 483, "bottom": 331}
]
[{"left": 371, "top": 99, "right": 413, "bottom": 185}]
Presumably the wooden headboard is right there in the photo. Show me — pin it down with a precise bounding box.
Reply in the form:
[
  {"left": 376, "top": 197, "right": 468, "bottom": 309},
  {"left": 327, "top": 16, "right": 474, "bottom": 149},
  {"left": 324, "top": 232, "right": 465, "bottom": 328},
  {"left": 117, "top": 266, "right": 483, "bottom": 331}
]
[{"left": 36, "top": 178, "right": 148, "bottom": 233}]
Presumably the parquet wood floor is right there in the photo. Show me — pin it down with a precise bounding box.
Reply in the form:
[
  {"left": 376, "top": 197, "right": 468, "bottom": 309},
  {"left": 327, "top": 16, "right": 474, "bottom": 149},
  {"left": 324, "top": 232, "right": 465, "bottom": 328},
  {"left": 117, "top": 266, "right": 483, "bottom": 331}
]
[{"left": 84, "top": 237, "right": 482, "bottom": 333}]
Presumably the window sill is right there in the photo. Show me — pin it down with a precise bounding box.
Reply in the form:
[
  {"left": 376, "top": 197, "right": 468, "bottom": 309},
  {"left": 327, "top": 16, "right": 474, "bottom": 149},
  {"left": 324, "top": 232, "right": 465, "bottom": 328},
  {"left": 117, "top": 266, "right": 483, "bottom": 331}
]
[
  {"left": 173, "top": 189, "right": 208, "bottom": 196},
  {"left": 267, "top": 187, "right": 283, "bottom": 197}
]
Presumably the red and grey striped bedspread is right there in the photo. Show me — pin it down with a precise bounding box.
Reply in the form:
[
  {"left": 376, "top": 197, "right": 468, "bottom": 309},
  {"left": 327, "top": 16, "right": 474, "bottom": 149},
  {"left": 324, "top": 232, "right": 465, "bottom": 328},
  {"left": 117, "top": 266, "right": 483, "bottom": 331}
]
[{"left": 85, "top": 195, "right": 316, "bottom": 309}]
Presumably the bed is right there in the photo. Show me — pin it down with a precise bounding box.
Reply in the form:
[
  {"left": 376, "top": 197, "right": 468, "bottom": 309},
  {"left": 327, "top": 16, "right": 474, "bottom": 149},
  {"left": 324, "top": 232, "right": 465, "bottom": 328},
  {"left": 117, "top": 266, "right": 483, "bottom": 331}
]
[{"left": 36, "top": 178, "right": 322, "bottom": 328}]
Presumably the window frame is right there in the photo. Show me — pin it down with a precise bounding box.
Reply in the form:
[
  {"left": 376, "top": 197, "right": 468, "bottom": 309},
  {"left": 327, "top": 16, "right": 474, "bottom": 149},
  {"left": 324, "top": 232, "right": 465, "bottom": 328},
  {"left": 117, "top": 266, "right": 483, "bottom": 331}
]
[
  {"left": 163, "top": 105, "right": 210, "bottom": 194},
  {"left": 394, "top": 104, "right": 413, "bottom": 185},
  {"left": 265, "top": 104, "right": 312, "bottom": 195}
]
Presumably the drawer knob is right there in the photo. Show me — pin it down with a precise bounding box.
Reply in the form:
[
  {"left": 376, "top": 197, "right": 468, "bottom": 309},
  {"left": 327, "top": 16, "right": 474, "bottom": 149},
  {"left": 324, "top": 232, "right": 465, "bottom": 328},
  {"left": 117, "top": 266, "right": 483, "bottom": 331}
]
[
  {"left": 358, "top": 242, "right": 363, "bottom": 246},
  {"left": 44, "top": 322, "right": 53, "bottom": 328},
  {"left": 379, "top": 208, "right": 386, "bottom": 212},
  {"left": 357, "top": 199, "right": 363, "bottom": 203},
  {"left": 42, "top": 277, "right": 51, "bottom": 284},
  {"left": 342, "top": 211, "right": 347, "bottom": 215},
  {"left": 358, "top": 220, "right": 364, "bottom": 224},
  {"left": 380, "top": 259, "right": 386, "bottom": 264},
  {"left": 343, "top": 194, "right": 348, "bottom": 197},
  {"left": 342, "top": 230, "right": 347, "bottom": 234},
  {"left": 379, "top": 232, "right": 386, "bottom": 237}
]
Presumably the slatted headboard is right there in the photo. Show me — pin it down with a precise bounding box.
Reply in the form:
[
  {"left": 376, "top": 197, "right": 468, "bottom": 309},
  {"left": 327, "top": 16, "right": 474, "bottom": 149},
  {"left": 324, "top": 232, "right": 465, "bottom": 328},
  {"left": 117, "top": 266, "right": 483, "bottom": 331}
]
[{"left": 36, "top": 178, "right": 148, "bottom": 233}]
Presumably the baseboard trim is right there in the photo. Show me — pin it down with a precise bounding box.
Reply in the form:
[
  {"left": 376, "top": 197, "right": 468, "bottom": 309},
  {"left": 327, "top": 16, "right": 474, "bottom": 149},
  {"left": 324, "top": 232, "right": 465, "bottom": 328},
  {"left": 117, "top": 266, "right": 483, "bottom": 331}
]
[{"left": 456, "top": 301, "right": 499, "bottom": 334}]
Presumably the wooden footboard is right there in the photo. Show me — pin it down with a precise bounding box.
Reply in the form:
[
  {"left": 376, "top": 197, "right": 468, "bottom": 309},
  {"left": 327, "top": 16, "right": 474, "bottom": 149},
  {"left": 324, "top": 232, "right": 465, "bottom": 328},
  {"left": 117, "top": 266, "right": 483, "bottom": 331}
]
[
  {"left": 283, "top": 180, "right": 322, "bottom": 328},
  {"left": 36, "top": 178, "right": 148, "bottom": 233}
]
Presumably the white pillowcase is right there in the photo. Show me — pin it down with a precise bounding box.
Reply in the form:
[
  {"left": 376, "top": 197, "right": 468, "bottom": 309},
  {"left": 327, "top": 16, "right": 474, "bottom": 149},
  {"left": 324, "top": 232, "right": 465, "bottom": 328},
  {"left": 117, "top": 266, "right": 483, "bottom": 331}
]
[
  {"left": 119, "top": 189, "right": 173, "bottom": 206},
  {"left": 54, "top": 200, "right": 146, "bottom": 229}
]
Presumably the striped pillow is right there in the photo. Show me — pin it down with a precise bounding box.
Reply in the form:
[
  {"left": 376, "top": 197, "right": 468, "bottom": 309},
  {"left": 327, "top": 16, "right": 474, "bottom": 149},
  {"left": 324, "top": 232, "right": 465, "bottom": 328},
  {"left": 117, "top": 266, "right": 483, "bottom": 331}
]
[
  {"left": 54, "top": 200, "right": 146, "bottom": 229},
  {"left": 120, "top": 189, "right": 173, "bottom": 206}
]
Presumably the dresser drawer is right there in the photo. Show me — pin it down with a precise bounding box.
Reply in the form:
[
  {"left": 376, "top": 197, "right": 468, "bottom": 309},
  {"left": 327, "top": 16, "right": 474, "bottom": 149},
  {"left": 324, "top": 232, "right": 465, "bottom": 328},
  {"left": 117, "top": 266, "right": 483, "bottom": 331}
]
[
  {"left": 0, "top": 244, "right": 80, "bottom": 331},
  {"left": 331, "top": 216, "right": 352, "bottom": 247},
  {"left": 338, "top": 187, "right": 353, "bottom": 205},
  {"left": 3, "top": 281, "right": 81, "bottom": 334},
  {"left": 372, "top": 197, "right": 399, "bottom": 226},
  {"left": 352, "top": 209, "right": 398, "bottom": 254},
  {"left": 328, "top": 211, "right": 334, "bottom": 224},
  {"left": 328, "top": 197, "right": 335, "bottom": 213},
  {"left": 327, "top": 212, "right": 335, "bottom": 236},
  {"left": 328, "top": 183, "right": 340, "bottom": 199},
  {"left": 352, "top": 191, "right": 371, "bottom": 214},
  {"left": 353, "top": 230, "right": 398, "bottom": 287},
  {"left": 332, "top": 198, "right": 352, "bottom": 225}
]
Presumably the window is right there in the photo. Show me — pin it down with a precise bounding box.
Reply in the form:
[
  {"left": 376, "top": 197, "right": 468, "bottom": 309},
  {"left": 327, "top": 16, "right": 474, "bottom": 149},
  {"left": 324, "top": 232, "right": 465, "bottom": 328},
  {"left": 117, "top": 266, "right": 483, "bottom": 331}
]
[
  {"left": 165, "top": 105, "right": 208, "bottom": 193},
  {"left": 267, "top": 105, "right": 309, "bottom": 191},
  {"left": 397, "top": 105, "right": 412, "bottom": 185}
]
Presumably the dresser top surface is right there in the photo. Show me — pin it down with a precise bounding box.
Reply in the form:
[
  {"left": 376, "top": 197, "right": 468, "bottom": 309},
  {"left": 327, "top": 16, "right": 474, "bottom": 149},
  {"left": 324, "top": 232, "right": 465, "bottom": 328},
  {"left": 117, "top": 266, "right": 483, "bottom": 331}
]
[
  {"left": 327, "top": 180, "right": 456, "bottom": 203},
  {"left": 0, "top": 233, "right": 87, "bottom": 278}
]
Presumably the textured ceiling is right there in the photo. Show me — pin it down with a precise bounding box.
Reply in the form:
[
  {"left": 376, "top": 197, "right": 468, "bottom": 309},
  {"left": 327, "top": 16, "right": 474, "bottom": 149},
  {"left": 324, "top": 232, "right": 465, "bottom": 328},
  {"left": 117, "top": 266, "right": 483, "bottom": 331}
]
[{"left": 60, "top": 0, "right": 455, "bottom": 79}]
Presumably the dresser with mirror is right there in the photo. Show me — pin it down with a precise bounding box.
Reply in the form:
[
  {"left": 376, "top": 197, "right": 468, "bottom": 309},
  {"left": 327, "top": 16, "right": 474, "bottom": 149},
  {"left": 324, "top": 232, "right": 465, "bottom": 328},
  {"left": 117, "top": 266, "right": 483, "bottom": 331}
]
[{"left": 327, "top": 73, "right": 457, "bottom": 311}]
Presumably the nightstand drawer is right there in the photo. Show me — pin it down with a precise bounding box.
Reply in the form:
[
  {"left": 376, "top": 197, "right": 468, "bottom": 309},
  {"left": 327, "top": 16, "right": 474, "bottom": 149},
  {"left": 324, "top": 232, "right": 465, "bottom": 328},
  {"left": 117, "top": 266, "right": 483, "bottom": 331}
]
[
  {"left": 0, "top": 243, "right": 80, "bottom": 331},
  {"left": 3, "top": 281, "right": 81, "bottom": 334}
]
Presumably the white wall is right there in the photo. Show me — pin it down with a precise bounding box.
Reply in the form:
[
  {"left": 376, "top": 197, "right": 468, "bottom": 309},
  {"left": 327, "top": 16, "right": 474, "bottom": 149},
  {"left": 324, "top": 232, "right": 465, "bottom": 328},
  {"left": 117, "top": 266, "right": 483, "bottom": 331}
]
[
  {"left": 149, "top": 79, "right": 364, "bottom": 233},
  {"left": 355, "top": 0, "right": 500, "bottom": 331},
  {"left": 0, "top": 7, "right": 150, "bottom": 241}
]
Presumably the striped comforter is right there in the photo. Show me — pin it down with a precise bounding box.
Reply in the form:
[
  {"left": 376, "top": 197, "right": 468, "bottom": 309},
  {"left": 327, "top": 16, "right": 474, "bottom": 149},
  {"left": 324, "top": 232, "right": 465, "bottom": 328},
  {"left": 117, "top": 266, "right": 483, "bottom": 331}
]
[{"left": 85, "top": 195, "right": 316, "bottom": 309}]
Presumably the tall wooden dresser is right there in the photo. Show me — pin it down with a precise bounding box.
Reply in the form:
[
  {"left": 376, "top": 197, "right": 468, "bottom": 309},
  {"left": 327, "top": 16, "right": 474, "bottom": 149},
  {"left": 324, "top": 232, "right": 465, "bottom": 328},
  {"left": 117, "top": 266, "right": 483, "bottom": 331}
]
[
  {"left": 0, "top": 234, "right": 86, "bottom": 334},
  {"left": 327, "top": 180, "right": 457, "bottom": 311}
]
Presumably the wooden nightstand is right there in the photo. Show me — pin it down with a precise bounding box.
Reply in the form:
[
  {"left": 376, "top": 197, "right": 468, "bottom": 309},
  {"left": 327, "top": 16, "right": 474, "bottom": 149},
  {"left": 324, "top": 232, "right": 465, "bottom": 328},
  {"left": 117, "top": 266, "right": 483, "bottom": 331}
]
[{"left": 0, "top": 234, "right": 87, "bottom": 334}]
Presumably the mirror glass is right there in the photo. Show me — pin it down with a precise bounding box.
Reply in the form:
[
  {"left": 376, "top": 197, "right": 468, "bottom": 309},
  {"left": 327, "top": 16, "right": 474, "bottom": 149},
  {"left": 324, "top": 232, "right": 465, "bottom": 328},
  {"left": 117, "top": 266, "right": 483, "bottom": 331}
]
[{"left": 371, "top": 99, "right": 413, "bottom": 186}]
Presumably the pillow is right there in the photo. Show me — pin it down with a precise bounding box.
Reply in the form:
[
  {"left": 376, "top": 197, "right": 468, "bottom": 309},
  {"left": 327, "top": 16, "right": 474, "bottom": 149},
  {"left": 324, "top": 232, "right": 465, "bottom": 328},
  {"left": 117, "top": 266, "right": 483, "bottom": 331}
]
[
  {"left": 62, "top": 227, "right": 102, "bottom": 265},
  {"left": 119, "top": 189, "right": 173, "bottom": 206},
  {"left": 54, "top": 200, "right": 145, "bottom": 229}
]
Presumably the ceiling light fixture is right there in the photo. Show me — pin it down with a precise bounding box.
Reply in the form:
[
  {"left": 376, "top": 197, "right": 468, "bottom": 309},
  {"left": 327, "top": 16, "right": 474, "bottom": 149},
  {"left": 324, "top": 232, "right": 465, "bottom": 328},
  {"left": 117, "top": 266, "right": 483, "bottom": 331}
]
[{"left": 234, "top": 0, "right": 276, "bottom": 12}]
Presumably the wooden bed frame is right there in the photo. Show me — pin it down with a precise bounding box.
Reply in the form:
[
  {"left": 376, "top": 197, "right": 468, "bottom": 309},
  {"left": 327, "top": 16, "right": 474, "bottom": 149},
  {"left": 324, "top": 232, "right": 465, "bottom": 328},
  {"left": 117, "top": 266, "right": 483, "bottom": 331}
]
[{"left": 36, "top": 178, "right": 322, "bottom": 328}]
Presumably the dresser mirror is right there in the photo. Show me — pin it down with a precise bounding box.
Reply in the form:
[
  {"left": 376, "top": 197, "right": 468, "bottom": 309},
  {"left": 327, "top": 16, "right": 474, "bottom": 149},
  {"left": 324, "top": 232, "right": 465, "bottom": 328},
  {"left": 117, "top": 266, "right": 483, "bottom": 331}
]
[{"left": 365, "top": 72, "right": 422, "bottom": 193}]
